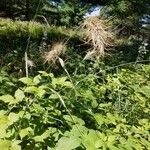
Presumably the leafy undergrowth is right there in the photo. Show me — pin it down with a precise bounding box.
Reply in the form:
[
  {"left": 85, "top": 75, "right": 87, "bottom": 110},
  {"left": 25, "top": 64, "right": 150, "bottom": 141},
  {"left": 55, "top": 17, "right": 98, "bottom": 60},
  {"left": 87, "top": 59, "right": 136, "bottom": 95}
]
[{"left": 0, "top": 64, "right": 150, "bottom": 150}]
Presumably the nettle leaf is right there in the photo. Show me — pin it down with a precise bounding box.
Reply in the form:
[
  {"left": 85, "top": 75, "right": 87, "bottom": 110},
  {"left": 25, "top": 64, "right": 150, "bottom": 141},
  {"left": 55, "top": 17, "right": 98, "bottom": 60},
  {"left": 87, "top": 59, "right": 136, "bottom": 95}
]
[
  {"left": 0, "top": 115, "right": 9, "bottom": 138},
  {"left": 19, "top": 127, "right": 33, "bottom": 139},
  {"left": 33, "top": 104, "right": 45, "bottom": 113},
  {"left": 10, "top": 140, "right": 21, "bottom": 150},
  {"left": 0, "top": 139, "right": 11, "bottom": 150},
  {"left": 15, "top": 89, "right": 25, "bottom": 102},
  {"left": 33, "top": 129, "right": 51, "bottom": 142},
  {"left": 139, "top": 86, "right": 150, "bottom": 97},
  {"left": 37, "top": 86, "right": 46, "bottom": 98},
  {"left": 49, "top": 94, "right": 59, "bottom": 99},
  {"left": 52, "top": 77, "right": 67, "bottom": 88},
  {"left": 93, "top": 114, "right": 105, "bottom": 126},
  {"left": 0, "top": 95, "right": 18, "bottom": 104},
  {"left": 33, "top": 75, "right": 41, "bottom": 84},
  {"left": 19, "top": 77, "right": 33, "bottom": 85},
  {"left": 64, "top": 125, "right": 88, "bottom": 138},
  {"left": 63, "top": 81, "right": 73, "bottom": 88},
  {"left": 56, "top": 136, "right": 81, "bottom": 150},
  {"left": 8, "top": 113, "right": 20, "bottom": 125},
  {"left": 63, "top": 115, "right": 85, "bottom": 126},
  {"left": 25, "top": 86, "right": 38, "bottom": 93},
  {"left": 38, "top": 71, "right": 49, "bottom": 77},
  {"left": 25, "top": 86, "right": 45, "bottom": 98},
  {"left": 82, "top": 130, "right": 103, "bottom": 150}
]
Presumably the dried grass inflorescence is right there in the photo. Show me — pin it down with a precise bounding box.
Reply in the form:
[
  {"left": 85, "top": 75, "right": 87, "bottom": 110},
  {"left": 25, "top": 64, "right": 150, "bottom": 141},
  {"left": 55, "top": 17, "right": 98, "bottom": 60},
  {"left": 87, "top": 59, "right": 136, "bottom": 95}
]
[
  {"left": 43, "top": 42, "right": 65, "bottom": 64},
  {"left": 82, "top": 17, "right": 114, "bottom": 59}
]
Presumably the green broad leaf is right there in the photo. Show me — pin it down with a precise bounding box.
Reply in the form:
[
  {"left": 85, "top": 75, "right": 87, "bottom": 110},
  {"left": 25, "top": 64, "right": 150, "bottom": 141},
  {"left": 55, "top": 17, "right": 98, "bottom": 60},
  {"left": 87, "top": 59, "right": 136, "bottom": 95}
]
[
  {"left": 8, "top": 113, "right": 19, "bottom": 125},
  {"left": 25, "top": 86, "right": 45, "bottom": 98},
  {"left": 10, "top": 144, "right": 21, "bottom": 150},
  {"left": 49, "top": 94, "right": 59, "bottom": 99},
  {"left": 37, "top": 86, "right": 46, "bottom": 98},
  {"left": 91, "top": 100, "right": 98, "bottom": 108},
  {"left": 63, "top": 115, "right": 85, "bottom": 126},
  {"left": 0, "top": 95, "right": 17, "bottom": 104},
  {"left": 63, "top": 81, "right": 73, "bottom": 88},
  {"left": 15, "top": 89, "right": 25, "bottom": 102},
  {"left": 10, "top": 140, "right": 21, "bottom": 150},
  {"left": 0, "top": 116, "right": 9, "bottom": 138},
  {"left": 19, "top": 77, "right": 33, "bottom": 85},
  {"left": 19, "top": 127, "right": 33, "bottom": 139},
  {"left": 25, "top": 86, "right": 38, "bottom": 93},
  {"left": 83, "top": 90, "right": 96, "bottom": 101},
  {"left": 0, "top": 140, "right": 11, "bottom": 150},
  {"left": 33, "top": 104, "right": 45, "bottom": 113},
  {"left": 64, "top": 125, "right": 88, "bottom": 138},
  {"left": 56, "top": 136, "right": 81, "bottom": 150},
  {"left": 38, "top": 71, "right": 49, "bottom": 76},
  {"left": 82, "top": 130, "right": 102, "bottom": 150},
  {"left": 107, "top": 135, "right": 116, "bottom": 143},
  {"left": 52, "top": 77, "right": 67, "bottom": 88},
  {"left": 0, "top": 110, "right": 7, "bottom": 116},
  {"left": 93, "top": 114, "right": 105, "bottom": 126},
  {"left": 33, "top": 130, "right": 51, "bottom": 142},
  {"left": 139, "top": 86, "right": 150, "bottom": 97},
  {"left": 33, "top": 75, "right": 41, "bottom": 84}
]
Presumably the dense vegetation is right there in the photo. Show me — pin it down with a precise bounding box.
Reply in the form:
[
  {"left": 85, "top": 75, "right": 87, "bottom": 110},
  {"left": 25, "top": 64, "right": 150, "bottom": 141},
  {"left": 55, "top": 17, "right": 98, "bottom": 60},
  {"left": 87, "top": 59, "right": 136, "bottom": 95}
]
[{"left": 0, "top": 0, "right": 150, "bottom": 149}]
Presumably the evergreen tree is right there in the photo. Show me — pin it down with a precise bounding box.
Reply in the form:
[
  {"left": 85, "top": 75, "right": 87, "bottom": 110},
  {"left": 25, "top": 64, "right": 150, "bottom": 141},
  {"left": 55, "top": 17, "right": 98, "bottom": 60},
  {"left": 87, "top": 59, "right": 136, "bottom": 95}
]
[{"left": 100, "top": 0, "right": 150, "bottom": 61}]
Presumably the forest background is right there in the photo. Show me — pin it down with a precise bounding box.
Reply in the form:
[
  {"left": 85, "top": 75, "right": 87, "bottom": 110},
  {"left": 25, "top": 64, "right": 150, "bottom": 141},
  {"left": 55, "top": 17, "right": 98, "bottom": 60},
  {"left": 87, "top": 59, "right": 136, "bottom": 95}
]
[{"left": 0, "top": 0, "right": 150, "bottom": 149}]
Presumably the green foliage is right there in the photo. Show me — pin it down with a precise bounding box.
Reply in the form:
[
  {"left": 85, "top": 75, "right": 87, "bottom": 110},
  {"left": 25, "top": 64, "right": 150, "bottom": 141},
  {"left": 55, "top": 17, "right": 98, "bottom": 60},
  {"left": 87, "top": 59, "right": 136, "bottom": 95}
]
[{"left": 0, "top": 64, "right": 149, "bottom": 149}]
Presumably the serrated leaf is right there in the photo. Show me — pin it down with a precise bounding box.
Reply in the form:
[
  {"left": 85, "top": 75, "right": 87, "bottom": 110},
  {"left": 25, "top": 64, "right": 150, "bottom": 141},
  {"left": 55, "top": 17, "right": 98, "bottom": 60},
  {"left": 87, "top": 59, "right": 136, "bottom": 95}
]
[
  {"left": 38, "top": 71, "right": 49, "bottom": 76},
  {"left": 33, "top": 130, "right": 51, "bottom": 142},
  {"left": 19, "top": 77, "right": 33, "bottom": 85},
  {"left": 25, "top": 86, "right": 45, "bottom": 98},
  {"left": 33, "top": 75, "right": 41, "bottom": 84},
  {"left": 0, "top": 140, "right": 11, "bottom": 150},
  {"left": 52, "top": 77, "right": 67, "bottom": 88},
  {"left": 0, "top": 95, "right": 17, "bottom": 104},
  {"left": 82, "top": 130, "right": 101, "bottom": 150},
  {"left": 49, "top": 94, "right": 59, "bottom": 99},
  {"left": 10, "top": 140, "right": 21, "bottom": 150},
  {"left": 37, "top": 87, "right": 46, "bottom": 98},
  {"left": 8, "top": 113, "right": 19, "bottom": 125},
  {"left": 15, "top": 89, "right": 25, "bottom": 102},
  {"left": 10, "top": 145, "right": 21, "bottom": 150},
  {"left": 63, "top": 115, "right": 85, "bottom": 126},
  {"left": 56, "top": 136, "right": 81, "bottom": 150},
  {"left": 19, "top": 127, "right": 33, "bottom": 139},
  {"left": 0, "top": 116, "right": 9, "bottom": 138},
  {"left": 25, "top": 86, "right": 38, "bottom": 93},
  {"left": 63, "top": 81, "right": 73, "bottom": 88}
]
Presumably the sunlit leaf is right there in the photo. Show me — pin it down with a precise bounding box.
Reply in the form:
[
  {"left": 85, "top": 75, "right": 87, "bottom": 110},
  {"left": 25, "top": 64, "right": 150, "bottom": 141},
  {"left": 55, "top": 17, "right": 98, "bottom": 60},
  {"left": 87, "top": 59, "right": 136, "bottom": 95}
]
[
  {"left": 19, "top": 77, "right": 33, "bottom": 85},
  {"left": 56, "top": 136, "right": 81, "bottom": 150},
  {"left": 15, "top": 89, "right": 25, "bottom": 102}
]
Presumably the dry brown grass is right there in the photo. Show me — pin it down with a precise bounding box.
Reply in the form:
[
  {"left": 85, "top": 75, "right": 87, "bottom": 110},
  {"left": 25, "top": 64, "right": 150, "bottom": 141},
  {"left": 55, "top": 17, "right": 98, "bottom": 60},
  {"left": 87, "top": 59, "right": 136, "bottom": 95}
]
[
  {"left": 82, "top": 17, "right": 114, "bottom": 59},
  {"left": 43, "top": 42, "right": 65, "bottom": 64}
]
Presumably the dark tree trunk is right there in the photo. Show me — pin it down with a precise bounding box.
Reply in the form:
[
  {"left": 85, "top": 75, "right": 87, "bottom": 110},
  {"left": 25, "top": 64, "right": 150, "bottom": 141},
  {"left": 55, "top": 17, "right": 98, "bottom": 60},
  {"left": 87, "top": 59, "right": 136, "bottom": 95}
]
[{"left": 25, "top": 0, "right": 30, "bottom": 20}]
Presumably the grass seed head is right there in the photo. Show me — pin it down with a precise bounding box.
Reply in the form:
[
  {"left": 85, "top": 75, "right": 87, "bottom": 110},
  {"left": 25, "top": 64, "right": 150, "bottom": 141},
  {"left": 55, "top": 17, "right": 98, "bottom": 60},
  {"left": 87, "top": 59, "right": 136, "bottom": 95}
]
[
  {"left": 82, "top": 17, "right": 114, "bottom": 59},
  {"left": 43, "top": 42, "right": 65, "bottom": 64}
]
